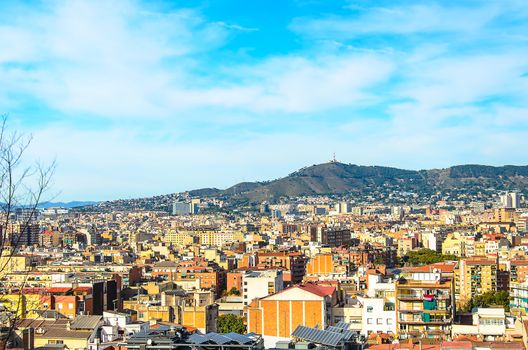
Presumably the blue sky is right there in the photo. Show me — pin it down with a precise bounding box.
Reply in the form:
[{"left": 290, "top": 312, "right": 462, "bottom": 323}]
[{"left": 1, "top": 0, "right": 527, "bottom": 201}]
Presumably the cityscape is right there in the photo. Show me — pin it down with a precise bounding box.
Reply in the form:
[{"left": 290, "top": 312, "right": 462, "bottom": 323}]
[{"left": 1, "top": 1, "right": 528, "bottom": 350}]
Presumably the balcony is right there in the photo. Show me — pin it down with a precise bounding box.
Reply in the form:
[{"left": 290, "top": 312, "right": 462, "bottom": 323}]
[
  {"left": 397, "top": 295, "right": 450, "bottom": 301},
  {"left": 399, "top": 329, "right": 450, "bottom": 335},
  {"left": 398, "top": 309, "right": 451, "bottom": 314},
  {"left": 398, "top": 319, "right": 452, "bottom": 325},
  {"left": 399, "top": 313, "right": 452, "bottom": 325}
]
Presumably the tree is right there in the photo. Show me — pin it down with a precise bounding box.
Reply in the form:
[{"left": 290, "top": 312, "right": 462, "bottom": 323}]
[
  {"left": 463, "top": 290, "right": 511, "bottom": 312},
  {"left": 403, "top": 248, "right": 458, "bottom": 266},
  {"left": 0, "top": 117, "right": 54, "bottom": 347},
  {"left": 218, "top": 314, "right": 246, "bottom": 334},
  {"left": 227, "top": 287, "right": 241, "bottom": 296}
]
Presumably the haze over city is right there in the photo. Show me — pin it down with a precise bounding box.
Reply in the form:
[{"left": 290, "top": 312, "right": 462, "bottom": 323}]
[{"left": 1, "top": 0, "right": 527, "bottom": 201}]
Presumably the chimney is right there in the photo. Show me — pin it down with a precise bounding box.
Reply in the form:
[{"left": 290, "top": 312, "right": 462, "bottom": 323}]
[{"left": 22, "top": 327, "right": 35, "bottom": 350}]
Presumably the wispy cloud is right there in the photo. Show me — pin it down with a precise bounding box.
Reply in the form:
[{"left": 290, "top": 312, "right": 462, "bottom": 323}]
[
  {"left": 290, "top": 1, "right": 520, "bottom": 38},
  {"left": 1, "top": 0, "right": 527, "bottom": 200}
]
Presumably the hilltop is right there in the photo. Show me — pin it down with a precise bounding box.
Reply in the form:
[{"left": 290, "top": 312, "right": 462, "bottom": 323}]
[
  {"left": 77, "top": 162, "right": 528, "bottom": 211},
  {"left": 219, "top": 162, "right": 528, "bottom": 203}
]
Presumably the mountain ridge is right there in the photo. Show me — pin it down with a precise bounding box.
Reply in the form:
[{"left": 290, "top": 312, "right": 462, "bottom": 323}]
[
  {"left": 76, "top": 162, "right": 528, "bottom": 211},
  {"left": 188, "top": 162, "right": 528, "bottom": 204}
]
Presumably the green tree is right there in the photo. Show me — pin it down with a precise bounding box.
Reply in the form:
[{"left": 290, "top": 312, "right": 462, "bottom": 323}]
[
  {"left": 218, "top": 314, "right": 246, "bottom": 334},
  {"left": 227, "top": 287, "right": 241, "bottom": 296},
  {"left": 404, "top": 249, "right": 458, "bottom": 266},
  {"left": 463, "top": 290, "right": 510, "bottom": 312}
]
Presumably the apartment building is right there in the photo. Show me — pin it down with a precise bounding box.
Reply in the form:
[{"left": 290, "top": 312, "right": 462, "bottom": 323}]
[
  {"left": 358, "top": 296, "right": 397, "bottom": 337},
  {"left": 457, "top": 257, "right": 498, "bottom": 307},
  {"left": 510, "top": 280, "right": 528, "bottom": 313},
  {"left": 311, "top": 227, "right": 351, "bottom": 247},
  {"left": 397, "top": 238, "right": 416, "bottom": 258},
  {"left": 396, "top": 265, "right": 455, "bottom": 340},
  {"left": 451, "top": 308, "right": 509, "bottom": 342},
  {"left": 256, "top": 251, "right": 306, "bottom": 285},
  {"left": 242, "top": 269, "right": 284, "bottom": 306}
]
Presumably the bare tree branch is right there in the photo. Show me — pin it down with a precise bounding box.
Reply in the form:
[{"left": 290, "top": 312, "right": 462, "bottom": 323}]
[{"left": 0, "top": 116, "right": 55, "bottom": 348}]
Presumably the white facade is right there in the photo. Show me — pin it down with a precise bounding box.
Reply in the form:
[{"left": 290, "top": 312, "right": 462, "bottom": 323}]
[
  {"left": 452, "top": 308, "right": 507, "bottom": 342},
  {"left": 501, "top": 192, "right": 521, "bottom": 209},
  {"left": 366, "top": 274, "right": 395, "bottom": 298},
  {"left": 242, "top": 270, "right": 284, "bottom": 306},
  {"left": 474, "top": 308, "right": 506, "bottom": 338},
  {"left": 103, "top": 311, "right": 129, "bottom": 329},
  {"left": 358, "top": 296, "right": 396, "bottom": 336}
]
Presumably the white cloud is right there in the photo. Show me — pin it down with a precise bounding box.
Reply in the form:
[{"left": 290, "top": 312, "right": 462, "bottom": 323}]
[
  {"left": 26, "top": 112, "right": 528, "bottom": 201},
  {"left": 399, "top": 52, "right": 528, "bottom": 108},
  {"left": 0, "top": 0, "right": 396, "bottom": 118},
  {"left": 290, "top": 2, "right": 506, "bottom": 38},
  {"left": 2, "top": 0, "right": 528, "bottom": 200}
]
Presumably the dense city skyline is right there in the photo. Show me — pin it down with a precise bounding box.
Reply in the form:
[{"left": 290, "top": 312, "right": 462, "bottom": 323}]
[{"left": 1, "top": 0, "right": 527, "bottom": 201}]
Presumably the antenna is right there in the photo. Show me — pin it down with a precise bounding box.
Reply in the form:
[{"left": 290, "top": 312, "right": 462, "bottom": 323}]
[{"left": 332, "top": 153, "right": 337, "bottom": 163}]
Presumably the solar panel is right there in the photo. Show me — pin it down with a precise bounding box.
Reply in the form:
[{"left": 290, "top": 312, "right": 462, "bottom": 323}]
[
  {"left": 341, "top": 330, "right": 358, "bottom": 341},
  {"left": 292, "top": 326, "right": 344, "bottom": 347},
  {"left": 224, "top": 333, "right": 253, "bottom": 344},
  {"left": 326, "top": 326, "right": 341, "bottom": 333},
  {"left": 207, "top": 333, "right": 233, "bottom": 345},
  {"left": 334, "top": 321, "right": 350, "bottom": 329},
  {"left": 189, "top": 334, "right": 210, "bottom": 344}
]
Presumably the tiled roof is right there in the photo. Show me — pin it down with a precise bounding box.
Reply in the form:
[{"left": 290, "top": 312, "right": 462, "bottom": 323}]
[
  {"left": 70, "top": 315, "right": 103, "bottom": 330},
  {"left": 298, "top": 283, "right": 335, "bottom": 297}
]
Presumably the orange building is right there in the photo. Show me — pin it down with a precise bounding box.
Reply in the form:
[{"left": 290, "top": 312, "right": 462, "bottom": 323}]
[
  {"left": 54, "top": 295, "right": 78, "bottom": 318},
  {"left": 511, "top": 259, "right": 528, "bottom": 283},
  {"left": 306, "top": 253, "right": 334, "bottom": 275},
  {"left": 227, "top": 272, "right": 243, "bottom": 292},
  {"left": 247, "top": 283, "right": 337, "bottom": 339}
]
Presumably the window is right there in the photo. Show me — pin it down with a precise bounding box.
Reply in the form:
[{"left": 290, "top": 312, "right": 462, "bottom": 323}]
[
  {"left": 367, "top": 318, "right": 373, "bottom": 324},
  {"left": 377, "top": 318, "right": 383, "bottom": 325},
  {"left": 367, "top": 306, "right": 373, "bottom": 313},
  {"left": 387, "top": 319, "right": 393, "bottom": 325},
  {"left": 68, "top": 303, "right": 74, "bottom": 309}
]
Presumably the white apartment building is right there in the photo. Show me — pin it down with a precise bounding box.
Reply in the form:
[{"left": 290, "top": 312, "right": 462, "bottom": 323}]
[
  {"left": 242, "top": 270, "right": 284, "bottom": 306},
  {"left": 357, "top": 296, "right": 397, "bottom": 336},
  {"left": 452, "top": 308, "right": 510, "bottom": 342}
]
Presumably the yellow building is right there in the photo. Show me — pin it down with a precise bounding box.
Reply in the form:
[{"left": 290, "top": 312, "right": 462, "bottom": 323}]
[
  {"left": 164, "top": 230, "right": 194, "bottom": 246},
  {"left": 18, "top": 316, "right": 101, "bottom": 350},
  {"left": 457, "top": 257, "right": 497, "bottom": 307},
  {"left": 0, "top": 255, "right": 30, "bottom": 277},
  {"left": 34, "top": 329, "right": 93, "bottom": 350},
  {"left": 161, "top": 289, "right": 218, "bottom": 333},
  {"left": 123, "top": 302, "right": 174, "bottom": 323},
  {"left": 442, "top": 233, "right": 464, "bottom": 257},
  {"left": 397, "top": 238, "right": 415, "bottom": 258},
  {"left": 0, "top": 293, "right": 43, "bottom": 319},
  {"left": 474, "top": 242, "right": 486, "bottom": 256}
]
